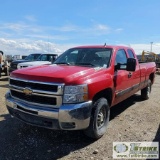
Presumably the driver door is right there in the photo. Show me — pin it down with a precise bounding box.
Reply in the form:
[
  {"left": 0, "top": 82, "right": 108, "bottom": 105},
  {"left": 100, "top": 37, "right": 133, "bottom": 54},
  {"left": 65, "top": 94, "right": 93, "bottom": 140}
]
[{"left": 113, "top": 49, "right": 131, "bottom": 105}]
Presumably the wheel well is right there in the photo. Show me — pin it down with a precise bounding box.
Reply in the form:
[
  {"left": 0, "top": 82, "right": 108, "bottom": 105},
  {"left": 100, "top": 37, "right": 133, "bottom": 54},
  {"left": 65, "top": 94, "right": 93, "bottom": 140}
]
[
  {"left": 92, "top": 88, "right": 112, "bottom": 106},
  {"left": 149, "top": 73, "right": 155, "bottom": 84}
]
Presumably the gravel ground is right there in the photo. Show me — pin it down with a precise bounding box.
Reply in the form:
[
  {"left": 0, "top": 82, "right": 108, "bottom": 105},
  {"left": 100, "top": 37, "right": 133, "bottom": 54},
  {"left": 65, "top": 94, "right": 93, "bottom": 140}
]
[{"left": 0, "top": 74, "right": 160, "bottom": 160}]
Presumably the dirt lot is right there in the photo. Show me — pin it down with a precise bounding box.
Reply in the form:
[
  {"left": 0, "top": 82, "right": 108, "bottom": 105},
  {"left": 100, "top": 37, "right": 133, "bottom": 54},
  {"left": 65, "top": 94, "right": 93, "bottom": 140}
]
[{"left": 0, "top": 74, "right": 160, "bottom": 160}]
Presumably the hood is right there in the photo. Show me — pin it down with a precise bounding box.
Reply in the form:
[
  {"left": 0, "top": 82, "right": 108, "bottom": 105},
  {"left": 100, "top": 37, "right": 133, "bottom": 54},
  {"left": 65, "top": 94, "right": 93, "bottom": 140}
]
[
  {"left": 11, "top": 60, "right": 30, "bottom": 64},
  {"left": 18, "top": 61, "right": 51, "bottom": 66},
  {"left": 11, "top": 64, "right": 105, "bottom": 84}
]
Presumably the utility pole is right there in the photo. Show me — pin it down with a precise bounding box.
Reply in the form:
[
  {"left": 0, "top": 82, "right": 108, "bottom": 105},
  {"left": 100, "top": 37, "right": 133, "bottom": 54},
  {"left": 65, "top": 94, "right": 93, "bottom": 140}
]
[{"left": 150, "top": 42, "right": 153, "bottom": 52}]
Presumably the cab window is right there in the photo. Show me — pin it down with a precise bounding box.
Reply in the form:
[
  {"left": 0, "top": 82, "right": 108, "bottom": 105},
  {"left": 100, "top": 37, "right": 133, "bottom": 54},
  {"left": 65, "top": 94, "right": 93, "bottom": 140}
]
[
  {"left": 127, "top": 49, "right": 135, "bottom": 58},
  {"left": 115, "top": 49, "right": 127, "bottom": 65}
]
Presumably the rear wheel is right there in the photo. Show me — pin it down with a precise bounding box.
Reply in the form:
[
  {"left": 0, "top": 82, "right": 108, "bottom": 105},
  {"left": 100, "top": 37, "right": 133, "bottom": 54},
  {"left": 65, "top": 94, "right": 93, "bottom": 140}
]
[
  {"left": 141, "top": 80, "right": 151, "bottom": 100},
  {"left": 84, "top": 98, "right": 110, "bottom": 139}
]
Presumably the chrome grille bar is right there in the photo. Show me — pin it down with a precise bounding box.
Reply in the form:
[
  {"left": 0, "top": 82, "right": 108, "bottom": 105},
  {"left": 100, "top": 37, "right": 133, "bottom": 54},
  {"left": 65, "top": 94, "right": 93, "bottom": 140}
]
[{"left": 9, "top": 77, "right": 64, "bottom": 108}]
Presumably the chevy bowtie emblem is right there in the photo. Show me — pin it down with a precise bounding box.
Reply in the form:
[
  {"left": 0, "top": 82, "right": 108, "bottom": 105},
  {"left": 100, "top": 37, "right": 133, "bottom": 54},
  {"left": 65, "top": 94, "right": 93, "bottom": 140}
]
[{"left": 23, "top": 87, "right": 33, "bottom": 95}]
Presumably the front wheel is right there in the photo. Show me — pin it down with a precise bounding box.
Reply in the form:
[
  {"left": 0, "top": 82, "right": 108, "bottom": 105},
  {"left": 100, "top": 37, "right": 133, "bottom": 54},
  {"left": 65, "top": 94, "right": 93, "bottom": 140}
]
[
  {"left": 84, "top": 98, "right": 110, "bottom": 139},
  {"left": 141, "top": 80, "right": 151, "bottom": 100}
]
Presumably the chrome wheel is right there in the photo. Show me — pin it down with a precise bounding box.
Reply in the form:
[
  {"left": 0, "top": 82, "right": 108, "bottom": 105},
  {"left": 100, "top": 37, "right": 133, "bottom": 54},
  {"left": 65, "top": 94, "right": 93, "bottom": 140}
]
[{"left": 97, "top": 106, "right": 106, "bottom": 128}]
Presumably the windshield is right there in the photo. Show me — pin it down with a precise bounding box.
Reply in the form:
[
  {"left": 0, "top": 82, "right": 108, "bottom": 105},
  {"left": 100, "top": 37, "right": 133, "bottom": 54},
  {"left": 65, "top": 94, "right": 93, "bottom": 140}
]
[
  {"left": 54, "top": 48, "right": 112, "bottom": 67},
  {"left": 37, "top": 54, "right": 57, "bottom": 61},
  {"left": 25, "top": 54, "right": 41, "bottom": 61}
]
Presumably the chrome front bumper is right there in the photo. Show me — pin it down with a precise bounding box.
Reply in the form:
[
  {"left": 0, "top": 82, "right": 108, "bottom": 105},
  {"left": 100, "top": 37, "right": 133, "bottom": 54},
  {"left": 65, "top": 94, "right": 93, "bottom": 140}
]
[{"left": 5, "top": 91, "right": 92, "bottom": 130}]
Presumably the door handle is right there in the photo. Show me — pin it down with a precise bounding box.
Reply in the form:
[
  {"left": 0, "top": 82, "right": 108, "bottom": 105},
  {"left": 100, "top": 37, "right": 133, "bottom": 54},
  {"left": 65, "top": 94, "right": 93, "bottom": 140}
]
[{"left": 128, "top": 72, "right": 132, "bottom": 78}]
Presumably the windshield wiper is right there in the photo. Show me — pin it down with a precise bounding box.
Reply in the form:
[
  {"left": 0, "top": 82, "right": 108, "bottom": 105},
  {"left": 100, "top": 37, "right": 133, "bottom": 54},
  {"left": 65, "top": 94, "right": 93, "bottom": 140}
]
[
  {"left": 75, "top": 62, "right": 95, "bottom": 67},
  {"left": 54, "top": 62, "right": 70, "bottom": 65}
]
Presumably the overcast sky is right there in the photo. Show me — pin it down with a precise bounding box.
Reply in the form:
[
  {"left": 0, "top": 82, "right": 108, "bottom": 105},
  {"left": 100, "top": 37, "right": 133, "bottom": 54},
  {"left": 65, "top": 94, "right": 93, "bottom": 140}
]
[{"left": 1, "top": 0, "right": 160, "bottom": 55}]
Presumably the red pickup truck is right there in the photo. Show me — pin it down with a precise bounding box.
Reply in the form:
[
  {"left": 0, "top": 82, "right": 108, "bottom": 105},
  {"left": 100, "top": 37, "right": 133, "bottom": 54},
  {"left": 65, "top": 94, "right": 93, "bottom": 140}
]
[{"left": 5, "top": 45, "right": 156, "bottom": 139}]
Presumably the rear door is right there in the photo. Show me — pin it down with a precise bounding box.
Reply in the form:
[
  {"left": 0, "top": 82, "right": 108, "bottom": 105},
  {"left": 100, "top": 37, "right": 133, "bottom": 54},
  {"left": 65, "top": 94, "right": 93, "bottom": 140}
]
[{"left": 127, "top": 49, "right": 141, "bottom": 92}]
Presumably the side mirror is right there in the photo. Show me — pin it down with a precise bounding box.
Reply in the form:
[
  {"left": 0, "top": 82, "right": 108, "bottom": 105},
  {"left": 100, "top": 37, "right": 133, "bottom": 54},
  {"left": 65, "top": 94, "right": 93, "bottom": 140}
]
[{"left": 126, "top": 58, "right": 136, "bottom": 71}]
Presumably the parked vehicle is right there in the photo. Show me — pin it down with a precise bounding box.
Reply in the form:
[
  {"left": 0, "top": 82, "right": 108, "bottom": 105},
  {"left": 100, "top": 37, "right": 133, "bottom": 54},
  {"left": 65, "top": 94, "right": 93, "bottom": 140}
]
[
  {"left": 17, "top": 54, "right": 58, "bottom": 69},
  {"left": 141, "top": 50, "right": 160, "bottom": 72},
  {"left": 141, "top": 50, "right": 158, "bottom": 62},
  {"left": 9, "top": 53, "right": 41, "bottom": 73},
  {"left": 5, "top": 55, "right": 13, "bottom": 62},
  {"left": 12, "top": 55, "right": 23, "bottom": 61},
  {"left": 5, "top": 45, "right": 156, "bottom": 139}
]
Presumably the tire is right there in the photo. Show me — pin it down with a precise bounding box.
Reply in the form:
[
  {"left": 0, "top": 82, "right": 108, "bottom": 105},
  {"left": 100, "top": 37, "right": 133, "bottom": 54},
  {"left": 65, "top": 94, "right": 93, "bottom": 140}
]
[
  {"left": 84, "top": 98, "right": 110, "bottom": 139},
  {"left": 141, "top": 80, "right": 151, "bottom": 100}
]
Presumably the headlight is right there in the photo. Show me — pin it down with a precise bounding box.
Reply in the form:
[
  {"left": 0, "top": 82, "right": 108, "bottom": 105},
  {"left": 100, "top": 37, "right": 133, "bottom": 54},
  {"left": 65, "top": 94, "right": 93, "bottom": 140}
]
[{"left": 63, "top": 84, "right": 88, "bottom": 103}]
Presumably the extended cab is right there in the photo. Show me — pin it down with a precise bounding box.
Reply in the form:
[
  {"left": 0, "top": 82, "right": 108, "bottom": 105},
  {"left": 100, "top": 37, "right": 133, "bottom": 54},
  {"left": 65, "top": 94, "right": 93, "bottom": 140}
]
[{"left": 5, "top": 45, "right": 156, "bottom": 139}]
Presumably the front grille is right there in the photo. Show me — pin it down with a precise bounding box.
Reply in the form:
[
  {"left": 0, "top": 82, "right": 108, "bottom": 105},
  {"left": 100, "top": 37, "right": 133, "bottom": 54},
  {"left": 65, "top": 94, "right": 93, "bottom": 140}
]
[
  {"left": 11, "top": 90, "right": 57, "bottom": 105},
  {"left": 20, "top": 66, "right": 28, "bottom": 68},
  {"left": 10, "top": 79, "right": 58, "bottom": 92},
  {"left": 9, "top": 78, "right": 64, "bottom": 107}
]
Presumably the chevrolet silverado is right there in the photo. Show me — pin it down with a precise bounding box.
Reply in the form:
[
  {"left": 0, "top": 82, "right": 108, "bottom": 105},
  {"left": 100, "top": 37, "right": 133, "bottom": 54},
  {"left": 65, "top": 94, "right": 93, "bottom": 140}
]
[{"left": 5, "top": 45, "right": 156, "bottom": 139}]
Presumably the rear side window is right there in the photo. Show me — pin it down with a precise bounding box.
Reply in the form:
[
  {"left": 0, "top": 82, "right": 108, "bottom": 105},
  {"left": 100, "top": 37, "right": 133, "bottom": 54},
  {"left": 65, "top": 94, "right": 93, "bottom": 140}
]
[{"left": 127, "top": 49, "right": 135, "bottom": 58}]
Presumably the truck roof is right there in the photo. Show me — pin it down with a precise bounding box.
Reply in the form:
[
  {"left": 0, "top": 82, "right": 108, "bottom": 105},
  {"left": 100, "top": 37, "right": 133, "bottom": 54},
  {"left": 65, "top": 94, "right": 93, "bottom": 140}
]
[{"left": 72, "top": 45, "right": 133, "bottom": 50}]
